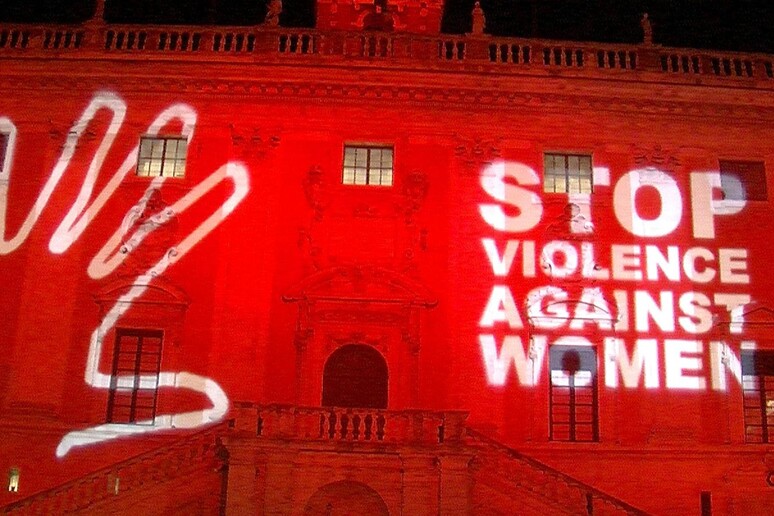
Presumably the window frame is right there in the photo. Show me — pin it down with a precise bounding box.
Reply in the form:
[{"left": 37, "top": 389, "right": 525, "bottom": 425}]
[
  {"left": 549, "top": 344, "right": 599, "bottom": 442},
  {"left": 136, "top": 135, "right": 188, "bottom": 179},
  {"left": 719, "top": 159, "right": 767, "bottom": 202},
  {"left": 106, "top": 328, "right": 164, "bottom": 425},
  {"left": 741, "top": 349, "right": 774, "bottom": 443},
  {"left": 342, "top": 144, "right": 394, "bottom": 187},
  {"left": 0, "top": 131, "right": 9, "bottom": 176},
  {"left": 543, "top": 152, "right": 594, "bottom": 194}
]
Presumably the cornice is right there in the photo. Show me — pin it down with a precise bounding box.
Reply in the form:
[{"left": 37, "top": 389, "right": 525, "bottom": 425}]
[{"left": 2, "top": 73, "right": 774, "bottom": 124}]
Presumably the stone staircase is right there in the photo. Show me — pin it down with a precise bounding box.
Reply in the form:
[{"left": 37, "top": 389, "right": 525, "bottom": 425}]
[
  {"left": 1, "top": 424, "right": 228, "bottom": 515},
  {"left": 466, "top": 428, "right": 649, "bottom": 516},
  {"left": 1, "top": 411, "right": 648, "bottom": 515}
]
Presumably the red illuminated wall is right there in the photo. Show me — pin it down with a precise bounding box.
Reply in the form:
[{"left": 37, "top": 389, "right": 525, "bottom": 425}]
[{"left": 1, "top": 13, "right": 774, "bottom": 515}]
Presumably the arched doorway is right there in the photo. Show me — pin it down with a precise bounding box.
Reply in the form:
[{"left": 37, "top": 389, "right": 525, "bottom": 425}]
[
  {"left": 304, "top": 480, "right": 389, "bottom": 516},
  {"left": 322, "top": 344, "right": 388, "bottom": 408}
]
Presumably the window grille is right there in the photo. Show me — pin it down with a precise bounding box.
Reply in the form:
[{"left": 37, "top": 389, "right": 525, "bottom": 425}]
[
  {"left": 544, "top": 153, "right": 593, "bottom": 194},
  {"left": 136, "top": 136, "right": 187, "bottom": 178},
  {"left": 550, "top": 345, "right": 599, "bottom": 442},
  {"left": 106, "top": 328, "right": 163, "bottom": 425},
  {"left": 343, "top": 145, "right": 393, "bottom": 186}
]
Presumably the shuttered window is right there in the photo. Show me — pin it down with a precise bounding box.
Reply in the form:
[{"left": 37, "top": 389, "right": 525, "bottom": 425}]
[
  {"left": 742, "top": 349, "right": 774, "bottom": 443},
  {"left": 550, "top": 345, "right": 599, "bottom": 442},
  {"left": 107, "top": 328, "right": 163, "bottom": 425}
]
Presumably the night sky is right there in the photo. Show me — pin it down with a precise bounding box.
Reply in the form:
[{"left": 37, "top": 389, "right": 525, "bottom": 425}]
[{"left": 0, "top": 0, "right": 773, "bottom": 54}]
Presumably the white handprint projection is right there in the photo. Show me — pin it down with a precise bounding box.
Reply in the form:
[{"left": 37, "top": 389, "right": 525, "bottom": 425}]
[{"left": 0, "top": 92, "right": 250, "bottom": 458}]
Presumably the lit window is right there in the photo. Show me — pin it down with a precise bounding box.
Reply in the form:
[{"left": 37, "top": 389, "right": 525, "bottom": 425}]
[
  {"left": 550, "top": 345, "right": 599, "bottom": 442},
  {"left": 136, "top": 136, "right": 187, "bottom": 178},
  {"left": 742, "top": 349, "right": 774, "bottom": 443},
  {"left": 0, "top": 132, "right": 8, "bottom": 174},
  {"left": 107, "top": 328, "right": 163, "bottom": 425},
  {"left": 343, "top": 145, "right": 393, "bottom": 186},
  {"left": 719, "top": 160, "right": 767, "bottom": 201},
  {"left": 544, "top": 153, "right": 593, "bottom": 194},
  {"left": 7, "top": 468, "right": 19, "bottom": 493}
]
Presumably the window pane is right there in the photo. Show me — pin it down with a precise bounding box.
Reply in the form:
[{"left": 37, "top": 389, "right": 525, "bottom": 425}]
[
  {"left": 369, "top": 148, "right": 382, "bottom": 166},
  {"left": 343, "top": 166, "right": 355, "bottom": 184},
  {"left": 175, "top": 140, "right": 188, "bottom": 159},
  {"left": 580, "top": 177, "right": 592, "bottom": 193},
  {"left": 164, "top": 139, "right": 177, "bottom": 160},
  {"left": 355, "top": 148, "right": 367, "bottom": 166},
  {"left": 136, "top": 137, "right": 186, "bottom": 179},
  {"left": 150, "top": 140, "right": 164, "bottom": 159},
  {"left": 344, "top": 147, "right": 356, "bottom": 167},
  {"left": 139, "top": 138, "right": 154, "bottom": 158},
  {"left": 568, "top": 155, "right": 580, "bottom": 175},
  {"left": 343, "top": 145, "right": 394, "bottom": 187},
  {"left": 544, "top": 153, "right": 593, "bottom": 194},
  {"left": 568, "top": 176, "right": 580, "bottom": 193},
  {"left": 382, "top": 149, "right": 393, "bottom": 167}
]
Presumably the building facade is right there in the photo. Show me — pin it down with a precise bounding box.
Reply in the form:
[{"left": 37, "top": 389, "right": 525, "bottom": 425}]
[{"left": 1, "top": 1, "right": 774, "bottom": 514}]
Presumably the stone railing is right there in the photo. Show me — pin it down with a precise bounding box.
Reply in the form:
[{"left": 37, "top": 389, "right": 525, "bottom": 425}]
[
  {"left": 229, "top": 402, "right": 468, "bottom": 446},
  {"left": 467, "top": 428, "right": 649, "bottom": 516},
  {"left": 1, "top": 22, "right": 773, "bottom": 85},
  {"left": 1, "top": 423, "right": 227, "bottom": 515}
]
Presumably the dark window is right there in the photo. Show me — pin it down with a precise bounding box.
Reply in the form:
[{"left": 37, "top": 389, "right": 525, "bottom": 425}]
[
  {"left": 343, "top": 145, "right": 393, "bottom": 186},
  {"left": 544, "top": 153, "right": 593, "bottom": 194},
  {"left": 322, "top": 344, "right": 388, "bottom": 409},
  {"left": 136, "top": 136, "right": 187, "bottom": 178},
  {"left": 701, "top": 491, "right": 712, "bottom": 516},
  {"left": 719, "top": 160, "right": 767, "bottom": 201},
  {"left": 0, "top": 132, "right": 8, "bottom": 174},
  {"left": 107, "top": 328, "right": 163, "bottom": 424},
  {"left": 550, "top": 345, "right": 599, "bottom": 442},
  {"left": 742, "top": 349, "right": 774, "bottom": 443}
]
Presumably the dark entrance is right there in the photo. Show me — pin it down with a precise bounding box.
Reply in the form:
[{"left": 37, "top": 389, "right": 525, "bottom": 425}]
[{"left": 322, "top": 344, "right": 388, "bottom": 409}]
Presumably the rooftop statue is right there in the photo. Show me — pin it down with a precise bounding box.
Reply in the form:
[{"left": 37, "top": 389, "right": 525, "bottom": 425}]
[
  {"left": 471, "top": 1, "right": 486, "bottom": 36},
  {"left": 641, "top": 12, "right": 653, "bottom": 45},
  {"left": 265, "top": 0, "right": 282, "bottom": 26}
]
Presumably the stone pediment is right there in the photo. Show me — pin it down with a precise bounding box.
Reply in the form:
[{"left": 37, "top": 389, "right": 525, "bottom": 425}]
[
  {"left": 711, "top": 303, "right": 774, "bottom": 338},
  {"left": 93, "top": 276, "right": 190, "bottom": 307},
  {"left": 282, "top": 266, "right": 436, "bottom": 307}
]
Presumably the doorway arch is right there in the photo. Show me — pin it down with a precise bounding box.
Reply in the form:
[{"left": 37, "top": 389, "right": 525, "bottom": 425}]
[
  {"left": 304, "top": 480, "right": 389, "bottom": 516},
  {"left": 322, "top": 344, "right": 388, "bottom": 409}
]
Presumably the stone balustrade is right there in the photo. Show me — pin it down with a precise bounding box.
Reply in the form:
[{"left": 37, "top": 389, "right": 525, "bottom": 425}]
[
  {"left": 1, "top": 22, "right": 773, "bottom": 86},
  {"left": 229, "top": 402, "right": 469, "bottom": 446}
]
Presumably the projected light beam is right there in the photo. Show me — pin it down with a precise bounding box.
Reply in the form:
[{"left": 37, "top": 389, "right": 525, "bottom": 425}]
[{"left": 0, "top": 91, "right": 250, "bottom": 457}]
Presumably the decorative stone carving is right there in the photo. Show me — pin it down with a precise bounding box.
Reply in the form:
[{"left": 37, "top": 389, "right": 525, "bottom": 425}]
[
  {"left": 454, "top": 134, "right": 501, "bottom": 174},
  {"left": 633, "top": 144, "right": 682, "bottom": 174},
  {"left": 230, "top": 126, "right": 281, "bottom": 160},
  {"left": 119, "top": 188, "right": 179, "bottom": 276},
  {"left": 399, "top": 169, "right": 429, "bottom": 224},
  {"left": 302, "top": 165, "right": 329, "bottom": 221}
]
